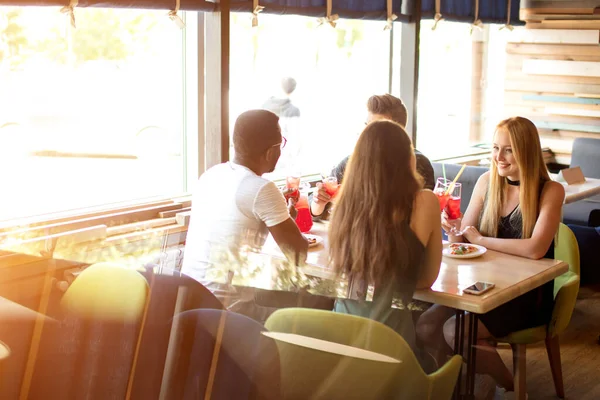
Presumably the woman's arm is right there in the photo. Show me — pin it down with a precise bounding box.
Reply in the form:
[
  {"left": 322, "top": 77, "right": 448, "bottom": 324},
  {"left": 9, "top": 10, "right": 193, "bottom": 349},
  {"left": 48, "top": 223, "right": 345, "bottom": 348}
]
[
  {"left": 411, "top": 190, "right": 443, "bottom": 289},
  {"left": 446, "top": 172, "right": 489, "bottom": 243},
  {"left": 467, "top": 181, "right": 565, "bottom": 259}
]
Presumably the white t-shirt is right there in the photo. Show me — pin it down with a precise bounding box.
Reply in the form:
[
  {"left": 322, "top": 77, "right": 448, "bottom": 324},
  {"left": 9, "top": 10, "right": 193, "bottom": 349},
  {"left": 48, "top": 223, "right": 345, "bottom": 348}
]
[{"left": 182, "top": 162, "right": 290, "bottom": 283}]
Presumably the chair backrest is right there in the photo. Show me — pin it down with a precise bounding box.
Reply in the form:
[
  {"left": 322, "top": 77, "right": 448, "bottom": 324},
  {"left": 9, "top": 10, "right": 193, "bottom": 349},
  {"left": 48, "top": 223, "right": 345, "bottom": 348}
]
[
  {"left": 548, "top": 274, "right": 580, "bottom": 338},
  {"left": 28, "top": 262, "right": 148, "bottom": 399},
  {"left": 554, "top": 223, "right": 581, "bottom": 284},
  {"left": 165, "top": 309, "right": 281, "bottom": 400},
  {"left": 128, "top": 267, "right": 224, "bottom": 399},
  {"left": 571, "top": 137, "right": 600, "bottom": 179},
  {"left": 60, "top": 262, "right": 149, "bottom": 321},
  {"left": 265, "top": 308, "right": 461, "bottom": 400},
  {"left": 431, "top": 163, "right": 488, "bottom": 213},
  {"left": 549, "top": 224, "right": 581, "bottom": 338}
]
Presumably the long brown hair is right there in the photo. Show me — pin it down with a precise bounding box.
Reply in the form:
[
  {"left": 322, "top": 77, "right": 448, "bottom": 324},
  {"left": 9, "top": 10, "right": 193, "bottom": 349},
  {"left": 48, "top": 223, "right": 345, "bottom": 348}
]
[
  {"left": 329, "top": 120, "right": 423, "bottom": 287},
  {"left": 480, "top": 117, "right": 550, "bottom": 238}
]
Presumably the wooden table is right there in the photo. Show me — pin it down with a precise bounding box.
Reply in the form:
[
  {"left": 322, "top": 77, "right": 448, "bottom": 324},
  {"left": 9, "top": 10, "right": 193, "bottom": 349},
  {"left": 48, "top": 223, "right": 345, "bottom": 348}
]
[
  {"left": 413, "top": 246, "right": 568, "bottom": 314},
  {"left": 415, "top": 245, "right": 567, "bottom": 399},
  {"left": 551, "top": 175, "right": 600, "bottom": 204}
]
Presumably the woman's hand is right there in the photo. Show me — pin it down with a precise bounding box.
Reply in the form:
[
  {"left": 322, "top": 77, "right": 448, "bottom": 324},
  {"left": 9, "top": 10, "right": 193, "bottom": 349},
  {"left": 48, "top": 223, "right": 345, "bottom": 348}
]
[
  {"left": 310, "top": 183, "right": 331, "bottom": 216},
  {"left": 441, "top": 210, "right": 462, "bottom": 235},
  {"left": 462, "top": 226, "right": 483, "bottom": 244}
]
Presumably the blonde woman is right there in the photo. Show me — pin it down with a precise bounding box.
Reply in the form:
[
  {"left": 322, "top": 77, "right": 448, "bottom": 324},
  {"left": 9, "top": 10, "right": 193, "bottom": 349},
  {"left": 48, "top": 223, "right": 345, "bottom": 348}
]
[
  {"left": 417, "top": 117, "right": 565, "bottom": 394},
  {"left": 329, "top": 120, "right": 442, "bottom": 350}
]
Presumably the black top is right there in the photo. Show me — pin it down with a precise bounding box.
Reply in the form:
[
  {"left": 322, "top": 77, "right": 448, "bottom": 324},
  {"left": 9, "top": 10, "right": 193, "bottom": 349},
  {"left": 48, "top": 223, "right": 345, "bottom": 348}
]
[
  {"left": 311, "top": 150, "right": 435, "bottom": 220},
  {"left": 334, "top": 211, "right": 425, "bottom": 349},
  {"left": 479, "top": 180, "right": 555, "bottom": 337}
]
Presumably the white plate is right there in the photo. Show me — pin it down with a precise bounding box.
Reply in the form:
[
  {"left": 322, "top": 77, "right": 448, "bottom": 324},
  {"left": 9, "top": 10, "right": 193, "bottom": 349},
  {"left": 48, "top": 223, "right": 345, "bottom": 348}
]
[
  {"left": 443, "top": 243, "right": 487, "bottom": 259},
  {"left": 304, "top": 234, "right": 323, "bottom": 248}
]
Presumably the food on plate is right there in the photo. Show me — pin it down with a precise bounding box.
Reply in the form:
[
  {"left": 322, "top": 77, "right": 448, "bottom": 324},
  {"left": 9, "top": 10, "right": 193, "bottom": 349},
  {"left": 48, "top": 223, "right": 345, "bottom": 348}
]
[
  {"left": 449, "top": 243, "right": 478, "bottom": 256},
  {"left": 304, "top": 235, "right": 318, "bottom": 245}
]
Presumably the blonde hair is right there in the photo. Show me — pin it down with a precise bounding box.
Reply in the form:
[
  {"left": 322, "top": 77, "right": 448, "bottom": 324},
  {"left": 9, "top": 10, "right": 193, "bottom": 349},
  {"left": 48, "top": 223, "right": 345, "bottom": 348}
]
[
  {"left": 329, "top": 120, "right": 423, "bottom": 287},
  {"left": 480, "top": 117, "right": 550, "bottom": 239}
]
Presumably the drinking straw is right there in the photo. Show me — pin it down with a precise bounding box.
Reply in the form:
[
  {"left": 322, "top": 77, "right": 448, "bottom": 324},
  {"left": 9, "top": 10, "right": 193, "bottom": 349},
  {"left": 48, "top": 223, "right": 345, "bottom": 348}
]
[
  {"left": 445, "top": 164, "right": 466, "bottom": 195},
  {"left": 442, "top": 163, "right": 447, "bottom": 181}
]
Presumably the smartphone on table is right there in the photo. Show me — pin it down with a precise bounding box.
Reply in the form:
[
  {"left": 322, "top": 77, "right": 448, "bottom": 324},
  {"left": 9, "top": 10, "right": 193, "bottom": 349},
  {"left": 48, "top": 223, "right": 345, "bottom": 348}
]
[{"left": 463, "top": 282, "right": 495, "bottom": 296}]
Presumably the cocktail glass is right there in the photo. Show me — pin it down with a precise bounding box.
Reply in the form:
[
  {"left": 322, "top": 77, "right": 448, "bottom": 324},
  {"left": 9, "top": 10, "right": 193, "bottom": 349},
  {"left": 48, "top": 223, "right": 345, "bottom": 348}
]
[
  {"left": 285, "top": 175, "right": 301, "bottom": 202},
  {"left": 322, "top": 176, "right": 341, "bottom": 198},
  {"left": 294, "top": 183, "right": 313, "bottom": 233},
  {"left": 434, "top": 177, "right": 451, "bottom": 212}
]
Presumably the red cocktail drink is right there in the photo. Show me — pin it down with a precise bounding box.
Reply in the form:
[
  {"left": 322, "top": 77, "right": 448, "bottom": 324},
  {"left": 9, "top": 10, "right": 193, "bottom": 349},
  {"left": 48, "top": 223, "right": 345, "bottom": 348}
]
[
  {"left": 446, "top": 196, "right": 461, "bottom": 219},
  {"left": 322, "top": 177, "right": 340, "bottom": 198},
  {"left": 285, "top": 175, "right": 301, "bottom": 202},
  {"left": 434, "top": 190, "right": 450, "bottom": 212},
  {"left": 294, "top": 191, "right": 313, "bottom": 233}
]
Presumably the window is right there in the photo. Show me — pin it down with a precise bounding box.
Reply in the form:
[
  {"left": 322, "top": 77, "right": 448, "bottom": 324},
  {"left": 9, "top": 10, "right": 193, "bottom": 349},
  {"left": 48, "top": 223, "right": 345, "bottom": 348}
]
[
  {"left": 416, "top": 20, "right": 473, "bottom": 158},
  {"left": 0, "top": 7, "right": 194, "bottom": 221},
  {"left": 229, "top": 13, "right": 393, "bottom": 180}
]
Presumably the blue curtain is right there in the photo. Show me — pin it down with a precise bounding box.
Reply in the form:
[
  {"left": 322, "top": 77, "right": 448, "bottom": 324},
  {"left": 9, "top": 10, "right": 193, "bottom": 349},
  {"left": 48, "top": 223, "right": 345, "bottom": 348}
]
[
  {"left": 0, "top": 0, "right": 522, "bottom": 24},
  {"left": 422, "top": 0, "right": 522, "bottom": 25},
  {"left": 231, "top": 0, "right": 523, "bottom": 24}
]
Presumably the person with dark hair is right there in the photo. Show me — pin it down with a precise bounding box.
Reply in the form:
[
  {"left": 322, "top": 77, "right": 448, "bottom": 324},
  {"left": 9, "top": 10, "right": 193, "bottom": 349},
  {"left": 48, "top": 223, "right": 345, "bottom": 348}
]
[
  {"left": 182, "top": 110, "right": 308, "bottom": 284},
  {"left": 310, "top": 94, "right": 435, "bottom": 220}
]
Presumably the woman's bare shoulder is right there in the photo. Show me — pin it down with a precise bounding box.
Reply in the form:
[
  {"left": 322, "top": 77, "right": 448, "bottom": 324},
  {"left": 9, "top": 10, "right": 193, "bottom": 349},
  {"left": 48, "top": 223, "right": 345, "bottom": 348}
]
[
  {"left": 412, "top": 189, "right": 439, "bottom": 220},
  {"left": 541, "top": 180, "right": 565, "bottom": 201}
]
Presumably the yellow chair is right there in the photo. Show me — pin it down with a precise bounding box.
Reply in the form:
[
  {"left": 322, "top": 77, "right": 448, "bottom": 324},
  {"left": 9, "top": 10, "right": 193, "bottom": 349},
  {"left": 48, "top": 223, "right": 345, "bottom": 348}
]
[
  {"left": 265, "top": 308, "right": 462, "bottom": 400},
  {"left": 61, "top": 262, "right": 149, "bottom": 322},
  {"left": 495, "top": 223, "right": 580, "bottom": 398}
]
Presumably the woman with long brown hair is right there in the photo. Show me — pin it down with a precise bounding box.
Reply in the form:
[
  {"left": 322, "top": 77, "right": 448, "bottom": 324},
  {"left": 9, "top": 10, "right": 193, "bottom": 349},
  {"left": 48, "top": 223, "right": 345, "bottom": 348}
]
[
  {"left": 329, "top": 120, "right": 442, "bottom": 349},
  {"left": 417, "top": 117, "right": 565, "bottom": 395}
]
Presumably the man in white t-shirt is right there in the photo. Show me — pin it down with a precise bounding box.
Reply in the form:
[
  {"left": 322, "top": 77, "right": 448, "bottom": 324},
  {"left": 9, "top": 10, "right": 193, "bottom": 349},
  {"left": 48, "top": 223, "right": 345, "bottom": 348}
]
[{"left": 182, "top": 109, "right": 308, "bottom": 285}]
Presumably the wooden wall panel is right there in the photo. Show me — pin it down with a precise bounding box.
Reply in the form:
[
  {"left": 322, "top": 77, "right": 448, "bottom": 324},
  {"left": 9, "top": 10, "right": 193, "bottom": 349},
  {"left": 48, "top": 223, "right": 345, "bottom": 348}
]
[
  {"left": 508, "top": 29, "right": 600, "bottom": 44},
  {"left": 504, "top": 29, "right": 600, "bottom": 164},
  {"left": 523, "top": 59, "right": 600, "bottom": 77}
]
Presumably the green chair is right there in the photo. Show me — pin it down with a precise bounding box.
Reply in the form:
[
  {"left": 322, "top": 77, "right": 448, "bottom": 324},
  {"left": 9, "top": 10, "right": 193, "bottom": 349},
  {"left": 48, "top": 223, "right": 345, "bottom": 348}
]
[
  {"left": 495, "top": 223, "right": 580, "bottom": 398},
  {"left": 61, "top": 261, "right": 149, "bottom": 322},
  {"left": 265, "top": 308, "right": 462, "bottom": 400}
]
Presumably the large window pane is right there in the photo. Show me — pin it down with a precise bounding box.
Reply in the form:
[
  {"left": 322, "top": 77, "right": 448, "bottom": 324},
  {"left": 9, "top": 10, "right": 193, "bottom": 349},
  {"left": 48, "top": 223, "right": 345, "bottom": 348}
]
[
  {"left": 0, "top": 7, "right": 188, "bottom": 221},
  {"left": 416, "top": 20, "right": 473, "bottom": 158},
  {"left": 230, "top": 13, "right": 392, "bottom": 179}
]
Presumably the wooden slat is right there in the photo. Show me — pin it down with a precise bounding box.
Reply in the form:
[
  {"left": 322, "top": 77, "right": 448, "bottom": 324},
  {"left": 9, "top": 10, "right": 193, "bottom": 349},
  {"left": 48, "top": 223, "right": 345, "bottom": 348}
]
[
  {"left": 504, "top": 80, "right": 600, "bottom": 95},
  {"left": 158, "top": 207, "right": 191, "bottom": 218},
  {"left": 523, "top": 59, "right": 600, "bottom": 77},
  {"left": 522, "top": 94, "right": 600, "bottom": 105},
  {"left": 0, "top": 198, "right": 176, "bottom": 232},
  {"left": 176, "top": 211, "right": 192, "bottom": 227},
  {"left": 533, "top": 120, "right": 600, "bottom": 133},
  {"left": 106, "top": 217, "right": 178, "bottom": 237},
  {"left": 545, "top": 106, "right": 600, "bottom": 118},
  {"left": 538, "top": 128, "right": 600, "bottom": 140},
  {"left": 508, "top": 29, "right": 600, "bottom": 45},
  {"left": 105, "top": 225, "right": 187, "bottom": 247},
  {"left": 526, "top": 21, "right": 600, "bottom": 30},
  {"left": 504, "top": 94, "right": 600, "bottom": 111},
  {"left": 506, "top": 43, "right": 600, "bottom": 58},
  {"left": 506, "top": 71, "right": 600, "bottom": 85},
  {"left": 0, "top": 203, "right": 183, "bottom": 240},
  {"left": 11, "top": 225, "right": 108, "bottom": 251}
]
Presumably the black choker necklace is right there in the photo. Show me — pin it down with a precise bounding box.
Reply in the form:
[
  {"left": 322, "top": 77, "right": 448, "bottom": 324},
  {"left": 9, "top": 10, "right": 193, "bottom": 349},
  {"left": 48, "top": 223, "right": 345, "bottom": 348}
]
[{"left": 507, "top": 178, "right": 520, "bottom": 186}]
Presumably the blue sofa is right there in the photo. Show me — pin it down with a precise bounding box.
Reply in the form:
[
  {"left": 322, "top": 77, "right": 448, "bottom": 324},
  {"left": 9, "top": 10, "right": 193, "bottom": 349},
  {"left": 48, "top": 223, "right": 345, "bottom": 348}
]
[{"left": 563, "top": 137, "right": 600, "bottom": 226}]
